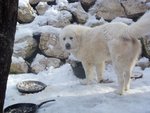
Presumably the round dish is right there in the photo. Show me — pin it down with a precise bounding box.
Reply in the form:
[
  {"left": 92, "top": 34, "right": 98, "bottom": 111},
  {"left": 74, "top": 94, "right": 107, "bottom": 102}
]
[{"left": 16, "top": 80, "right": 47, "bottom": 94}]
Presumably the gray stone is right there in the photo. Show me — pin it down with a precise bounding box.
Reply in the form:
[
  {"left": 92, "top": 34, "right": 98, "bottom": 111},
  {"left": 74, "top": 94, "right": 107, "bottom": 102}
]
[
  {"left": 68, "top": 2, "right": 88, "bottom": 24},
  {"left": 31, "top": 54, "right": 61, "bottom": 73},
  {"left": 121, "top": 0, "right": 149, "bottom": 17},
  {"left": 14, "top": 29, "right": 38, "bottom": 59},
  {"left": 10, "top": 56, "right": 28, "bottom": 74},
  {"left": 141, "top": 33, "right": 150, "bottom": 59},
  {"left": 36, "top": 2, "right": 49, "bottom": 15},
  {"left": 80, "top": 0, "right": 96, "bottom": 11},
  {"left": 38, "top": 26, "right": 69, "bottom": 59},
  {"left": 89, "top": 0, "right": 126, "bottom": 20},
  {"left": 18, "top": 1, "right": 36, "bottom": 23}
]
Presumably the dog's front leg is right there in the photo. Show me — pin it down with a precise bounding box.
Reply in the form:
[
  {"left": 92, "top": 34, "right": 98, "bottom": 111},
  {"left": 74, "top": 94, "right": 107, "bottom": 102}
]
[
  {"left": 81, "top": 62, "right": 95, "bottom": 85},
  {"left": 95, "top": 62, "right": 105, "bottom": 83}
]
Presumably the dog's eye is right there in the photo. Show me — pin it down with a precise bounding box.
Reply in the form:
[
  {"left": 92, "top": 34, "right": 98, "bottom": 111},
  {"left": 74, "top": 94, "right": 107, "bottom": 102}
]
[
  {"left": 63, "top": 37, "right": 66, "bottom": 40},
  {"left": 70, "top": 37, "right": 73, "bottom": 40}
]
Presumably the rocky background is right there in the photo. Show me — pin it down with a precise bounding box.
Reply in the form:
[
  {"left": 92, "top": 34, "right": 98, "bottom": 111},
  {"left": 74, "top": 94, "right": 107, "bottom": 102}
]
[{"left": 10, "top": 0, "right": 150, "bottom": 74}]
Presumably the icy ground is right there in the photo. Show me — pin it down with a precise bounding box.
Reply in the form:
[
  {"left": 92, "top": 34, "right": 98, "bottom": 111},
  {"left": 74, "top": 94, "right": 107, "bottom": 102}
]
[{"left": 4, "top": 62, "right": 150, "bottom": 113}]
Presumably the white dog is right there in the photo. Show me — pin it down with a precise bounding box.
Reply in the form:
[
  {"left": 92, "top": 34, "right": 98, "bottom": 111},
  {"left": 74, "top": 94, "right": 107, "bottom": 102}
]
[{"left": 59, "top": 11, "right": 150, "bottom": 95}]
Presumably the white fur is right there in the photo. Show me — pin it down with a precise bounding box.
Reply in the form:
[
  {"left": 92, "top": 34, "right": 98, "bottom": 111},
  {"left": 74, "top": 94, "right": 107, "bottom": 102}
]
[{"left": 59, "top": 11, "right": 150, "bottom": 95}]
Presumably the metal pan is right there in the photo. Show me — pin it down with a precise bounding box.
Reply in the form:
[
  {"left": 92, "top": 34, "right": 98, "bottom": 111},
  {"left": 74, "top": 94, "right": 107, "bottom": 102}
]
[
  {"left": 4, "top": 99, "right": 55, "bottom": 113},
  {"left": 16, "top": 80, "right": 47, "bottom": 94}
]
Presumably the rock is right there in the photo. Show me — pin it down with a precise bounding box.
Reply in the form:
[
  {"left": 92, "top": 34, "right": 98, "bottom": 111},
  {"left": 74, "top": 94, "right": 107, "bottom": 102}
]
[
  {"left": 29, "top": 0, "right": 40, "bottom": 5},
  {"left": 14, "top": 28, "right": 38, "bottom": 59},
  {"left": 36, "top": 2, "right": 49, "bottom": 15},
  {"left": 41, "top": 0, "right": 55, "bottom": 2},
  {"left": 136, "top": 57, "right": 150, "bottom": 70},
  {"left": 10, "top": 56, "right": 28, "bottom": 74},
  {"left": 18, "top": 0, "right": 36, "bottom": 23},
  {"left": 67, "top": 2, "right": 88, "bottom": 24},
  {"left": 67, "top": 0, "right": 79, "bottom": 3},
  {"left": 31, "top": 54, "right": 61, "bottom": 73},
  {"left": 85, "top": 16, "right": 107, "bottom": 27},
  {"left": 141, "top": 33, "right": 150, "bottom": 59},
  {"left": 112, "top": 17, "right": 134, "bottom": 25},
  {"left": 47, "top": 0, "right": 56, "bottom": 5},
  {"left": 120, "top": 0, "right": 149, "bottom": 18},
  {"left": 89, "top": 0, "right": 126, "bottom": 21},
  {"left": 80, "top": 0, "right": 96, "bottom": 12},
  {"left": 38, "top": 26, "right": 69, "bottom": 59},
  {"left": 46, "top": 10, "right": 72, "bottom": 27}
]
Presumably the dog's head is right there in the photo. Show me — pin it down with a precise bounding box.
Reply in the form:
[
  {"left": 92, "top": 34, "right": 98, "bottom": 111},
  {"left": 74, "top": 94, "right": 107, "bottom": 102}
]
[{"left": 59, "top": 25, "right": 81, "bottom": 53}]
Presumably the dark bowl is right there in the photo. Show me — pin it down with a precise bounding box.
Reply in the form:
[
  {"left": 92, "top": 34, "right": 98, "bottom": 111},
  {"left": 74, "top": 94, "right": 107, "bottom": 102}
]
[{"left": 4, "top": 103, "right": 37, "bottom": 113}]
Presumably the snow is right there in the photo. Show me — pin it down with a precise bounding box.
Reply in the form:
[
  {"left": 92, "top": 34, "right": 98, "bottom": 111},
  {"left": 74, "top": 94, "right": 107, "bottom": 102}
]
[
  {"left": 4, "top": 61, "right": 150, "bottom": 113},
  {"left": 19, "top": 0, "right": 29, "bottom": 7},
  {"left": 112, "top": 17, "right": 134, "bottom": 25},
  {"left": 11, "top": 56, "right": 26, "bottom": 64},
  {"left": 137, "top": 57, "right": 150, "bottom": 64}
]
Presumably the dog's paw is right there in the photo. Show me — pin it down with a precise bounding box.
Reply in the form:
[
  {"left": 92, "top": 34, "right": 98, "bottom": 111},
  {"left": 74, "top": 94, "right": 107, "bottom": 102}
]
[
  {"left": 115, "top": 90, "right": 125, "bottom": 95},
  {"left": 80, "top": 79, "right": 97, "bottom": 85},
  {"left": 99, "top": 79, "right": 113, "bottom": 83}
]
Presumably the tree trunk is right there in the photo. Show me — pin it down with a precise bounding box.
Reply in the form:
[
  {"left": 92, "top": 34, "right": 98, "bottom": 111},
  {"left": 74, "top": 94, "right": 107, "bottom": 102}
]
[{"left": 0, "top": 0, "right": 18, "bottom": 112}]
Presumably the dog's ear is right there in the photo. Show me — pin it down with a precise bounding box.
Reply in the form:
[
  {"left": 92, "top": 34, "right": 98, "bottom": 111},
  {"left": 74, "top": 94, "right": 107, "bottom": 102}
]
[{"left": 73, "top": 29, "right": 82, "bottom": 44}]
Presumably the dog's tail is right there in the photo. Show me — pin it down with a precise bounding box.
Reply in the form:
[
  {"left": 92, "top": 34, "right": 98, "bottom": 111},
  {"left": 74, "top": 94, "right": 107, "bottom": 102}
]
[{"left": 128, "top": 10, "right": 150, "bottom": 38}]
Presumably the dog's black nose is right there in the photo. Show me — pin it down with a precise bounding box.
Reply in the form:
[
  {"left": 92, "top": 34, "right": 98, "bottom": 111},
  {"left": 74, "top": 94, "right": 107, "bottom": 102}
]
[{"left": 65, "top": 43, "right": 71, "bottom": 49}]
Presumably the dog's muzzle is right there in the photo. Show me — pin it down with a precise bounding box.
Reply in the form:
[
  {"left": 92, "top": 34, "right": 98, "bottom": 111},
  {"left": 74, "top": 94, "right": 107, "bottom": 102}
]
[{"left": 65, "top": 43, "right": 71, "bottom": 50}]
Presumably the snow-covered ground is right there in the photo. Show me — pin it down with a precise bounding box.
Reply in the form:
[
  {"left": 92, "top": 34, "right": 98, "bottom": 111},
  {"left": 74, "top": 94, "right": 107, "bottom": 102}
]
[{"left": 4, "top": 60, "right": 150, "bottom": 113}]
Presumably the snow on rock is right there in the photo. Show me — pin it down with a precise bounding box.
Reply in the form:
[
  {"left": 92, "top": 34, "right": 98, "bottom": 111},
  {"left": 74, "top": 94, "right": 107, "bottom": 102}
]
[
  {"left": 67, "top": 2, "right": 88, "bottom": 24},
  {"left": 85, "top": 15, "right": 107, "bottom": 27},
  {"left": 46, "top": 9, "right": 72, "bottom": 27},
  {"left": 38, "top": 26, "right": 69, "bottom": 59},
  {"left": 136, "top": 57, "right": 150, "bottom": 70},
  {"left": 112, "top": 17, "right": 134, "bottom": 25},
  {"left": 32, "top": 7, "right": 72, "bottom": 27},
  {"left": 36, "top": 2, "right": 49, "bottom": 15},
  {"left": 56, "top": 0, "right": 68, "bottom": 6},
  {"left": 31, "top": 54, "right": 61, "bottom": 73},
  {"left": 89, "top": 0, "right": 125, "bottom": 20},
  {"left": 120, "top": 0, "right": 149, "bottom": 17},
  {"left": 29, "top": 0, "right": 41, "bottom": 5},
  {"left": 14, "top": 28, "right": 37, "bottom": 59},
  {"left": 18, "top": 0, "right": 36, "bottom": 23},
  {"left": 10, "top": 56, "right": 28, "bottom": 74}
]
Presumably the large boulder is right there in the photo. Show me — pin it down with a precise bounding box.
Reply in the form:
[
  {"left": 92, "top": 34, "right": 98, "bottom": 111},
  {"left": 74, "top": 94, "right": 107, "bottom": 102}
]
[
  {"left": 36, "top": 2, "right": 49, "bottom": 15},
  {"left": 67, "top": 2, "right": 88, "bottom": 24},
  {"left": 38, "top": 26, "right": 69, "bottom": 59},
  {"left": 80, "top": 0, "right": 96, "bottom": 12},
  {"left": 89, "top": 0, "right": 126, "bottom": 21},
  {"left": 13, "top": 28, "right": 38, "bottom": 59},
  {"left": 18, "top": 0, "right": 36, "bottom": 23},
  {"left": 120, "top": 0, "right": 149, "bottom": 18},
  {"left": 31, "top": 54, "right": 61, "bottom": 73},
  {"left": 10, "top": 56, "right": 29, "bottom": 74},
  {"left": 141, "top": 33, "right": 150, "bottom": 59}
]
